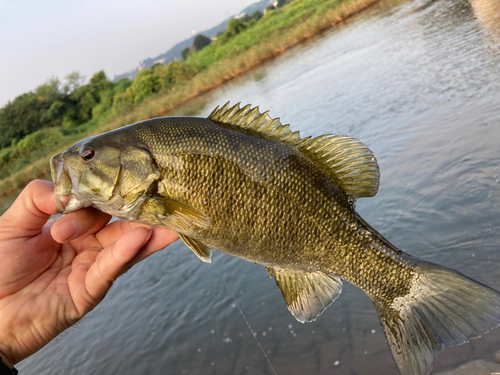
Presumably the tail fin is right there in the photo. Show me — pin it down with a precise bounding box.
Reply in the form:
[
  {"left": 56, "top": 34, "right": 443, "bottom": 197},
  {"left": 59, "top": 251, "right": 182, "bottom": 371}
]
[{"left": 372, "top": 260, "right": 500, "bottom": 375}]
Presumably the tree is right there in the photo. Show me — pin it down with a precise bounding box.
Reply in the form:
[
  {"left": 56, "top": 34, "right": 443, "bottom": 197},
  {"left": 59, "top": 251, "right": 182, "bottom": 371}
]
[
  {"left": 277, "top": 0, "right": 290, "bottom": 8},
  {"left": 0, "top": 79, "right": 66, "bottom": 147},
  {"left": 88, "top": 71, "right": 114, "bottom": 95},
  {"left": 0, "top": 93, "right": 46, "bottom": 147},
  {"left": 155, "top": 61, "right": 199, "bottom": 90},
  {"left": 226, "top": 18, "right": 247, "bottom": 37},
  {"left": 35, "top": 78, "right": 61, "bottom": 102},
  {"left": 251, "top": 10, "right": 263, "bottom": 21},
  {"left": 69, "top": 71, "right": 114, "bottom": 123},
  {"left": 128, "top": 68, "right": 160, "bottom": 104},
  {"left": 239, "top": 14, "right": 252, "bottom": 23},
  {"left": 0, "top": 70, "right": 119, "bottom": 150},
  {"left": 63, "top": 71, "right": 85, "bottom": 94},
  {"left": 192, "top": 34, "right": 211, "bottom": 51},
  {"left": 110, "top": 79, "right": 133, "bottom": 114},
  {"left": 266, "top": 4, "right": 276, "bottom": 12},
  {"left": 182, "top": 47, "right": 190, "bottom": 60}
]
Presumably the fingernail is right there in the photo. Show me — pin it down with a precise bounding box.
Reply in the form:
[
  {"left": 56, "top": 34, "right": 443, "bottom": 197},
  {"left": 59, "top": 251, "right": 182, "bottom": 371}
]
[
  {"left": 55, "top": 220, "right": 78, "bottom": 242},
  {"left": 142, "top": 229, "right": 153, "bottom": 246}
]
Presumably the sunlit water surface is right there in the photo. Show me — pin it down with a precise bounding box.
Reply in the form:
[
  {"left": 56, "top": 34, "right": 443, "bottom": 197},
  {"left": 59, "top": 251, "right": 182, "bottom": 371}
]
[{"left": 18, "top": 0, "right": 500, "bottom": 373}]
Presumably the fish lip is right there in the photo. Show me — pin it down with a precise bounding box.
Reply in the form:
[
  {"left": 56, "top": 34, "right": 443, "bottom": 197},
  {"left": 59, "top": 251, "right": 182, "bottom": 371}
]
[
  {"left": 55, "top": 194, "right": 72, "bottom": 213},
  {"left": 50, "top": 154, "right": 60, "bottom": 185},
  {"left": 51, "top": 153, "right": 78, "bottom": 213},
  {"left": 50, "top": 152, "right": 99, "bottom": 214},
  {"left": 51, "top": 154, "right": 72, "bottom": 195}
]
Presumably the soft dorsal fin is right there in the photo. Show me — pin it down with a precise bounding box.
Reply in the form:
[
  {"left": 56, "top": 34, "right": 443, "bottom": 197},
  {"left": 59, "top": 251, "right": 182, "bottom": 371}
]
[
  {"left": 209, "top": 102, "right": 380, "bottom": 198},
  {"left": 295, "top": 135, "right": 380, "bottom": 198},
  {"left": 267, "top": 267, "right": 343, "bottom": 323}
]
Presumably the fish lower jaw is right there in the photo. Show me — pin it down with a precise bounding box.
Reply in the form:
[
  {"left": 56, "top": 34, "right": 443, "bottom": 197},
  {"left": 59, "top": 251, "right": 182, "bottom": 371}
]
[
  {"left": 93, "top": 196, "right": 147, "bottom": 222},
  {"left": 55, "top": 193, "right": 94, "bottom": 214}
]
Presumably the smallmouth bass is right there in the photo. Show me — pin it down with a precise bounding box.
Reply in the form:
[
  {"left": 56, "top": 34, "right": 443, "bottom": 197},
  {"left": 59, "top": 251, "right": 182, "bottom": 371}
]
[{"left": 51, "top": 102, "right": 500, "bottom": 375}]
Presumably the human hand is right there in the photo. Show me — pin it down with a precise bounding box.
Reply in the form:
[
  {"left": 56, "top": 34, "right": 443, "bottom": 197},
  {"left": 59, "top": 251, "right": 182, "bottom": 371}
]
[{"left": 0, "top": 180, "right": 178, "bottom": 368}]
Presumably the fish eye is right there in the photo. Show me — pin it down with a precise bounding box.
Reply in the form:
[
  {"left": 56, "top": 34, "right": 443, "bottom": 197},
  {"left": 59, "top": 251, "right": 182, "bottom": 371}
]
[{"left": 81, "top": 147, "right": 95, "bottom": 162}]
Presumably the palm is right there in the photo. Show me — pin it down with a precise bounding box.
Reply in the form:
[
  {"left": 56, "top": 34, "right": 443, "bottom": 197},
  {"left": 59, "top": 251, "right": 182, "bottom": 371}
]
[{"left": 0, "top": 181, "right": 178, "bottom": 365}]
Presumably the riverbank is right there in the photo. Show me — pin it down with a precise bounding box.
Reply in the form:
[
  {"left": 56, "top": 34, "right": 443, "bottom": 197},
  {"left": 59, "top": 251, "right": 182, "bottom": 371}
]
[{"left": 0, "top": 0, "right": 380, "bottom": 199}]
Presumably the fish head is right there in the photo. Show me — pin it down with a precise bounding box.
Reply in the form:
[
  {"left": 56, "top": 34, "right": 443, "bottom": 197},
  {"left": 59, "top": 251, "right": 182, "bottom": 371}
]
[
  {"left": 51, "top": 129, "right": 161, "bottom": 216},
  {"left": 51, "top": 135, "right": 123, "bottom": 214}
]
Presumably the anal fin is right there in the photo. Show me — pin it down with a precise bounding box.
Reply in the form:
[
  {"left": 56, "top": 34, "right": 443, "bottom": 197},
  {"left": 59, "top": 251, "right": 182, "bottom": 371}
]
[
  {"left": 268, "top": 267, "right": 342, "bottom": 323},
  {"left": 179, "top": 233, "right": 212, "bottom": 263}
]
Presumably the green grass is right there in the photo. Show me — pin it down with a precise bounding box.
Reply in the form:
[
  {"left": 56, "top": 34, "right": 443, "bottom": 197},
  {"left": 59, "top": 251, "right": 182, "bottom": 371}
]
[{"left": 189, "top": 0, "right": 346, "bottom": 69}]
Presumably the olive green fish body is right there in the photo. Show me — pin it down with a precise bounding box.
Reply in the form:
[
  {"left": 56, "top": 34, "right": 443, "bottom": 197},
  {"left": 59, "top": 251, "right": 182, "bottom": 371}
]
[
  {"left": 107, "top": 117, "right": 413, "bottom": 306},
  {"left": 134, "top": 119, "right": 412, "bottom": 302},
  {"left": 51, "top": 103, "right": 500, "bottom": 375}
]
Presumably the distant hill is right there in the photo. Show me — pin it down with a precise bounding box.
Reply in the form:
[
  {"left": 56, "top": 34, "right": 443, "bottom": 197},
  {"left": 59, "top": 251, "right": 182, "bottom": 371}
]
[{"left": 114, "top": 0, "right": 271, "bottom": 82}]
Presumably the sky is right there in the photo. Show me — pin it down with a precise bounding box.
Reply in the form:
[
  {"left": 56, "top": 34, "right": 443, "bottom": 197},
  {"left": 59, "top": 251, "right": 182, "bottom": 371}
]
[{"left": 0, "top": 0, "right": 260, "bottom": 107}]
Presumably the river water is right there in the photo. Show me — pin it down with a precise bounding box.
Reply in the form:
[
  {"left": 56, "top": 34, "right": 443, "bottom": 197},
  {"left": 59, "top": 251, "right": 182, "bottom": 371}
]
[{"left": 17, "top": 0, "right": 500, "bottom": 373}]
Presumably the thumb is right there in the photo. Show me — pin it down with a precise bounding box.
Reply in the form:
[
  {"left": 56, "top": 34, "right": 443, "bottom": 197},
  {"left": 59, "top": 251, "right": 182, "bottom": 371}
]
[{"left": 1, "top": 180, "right": 58, "bottom": 232}]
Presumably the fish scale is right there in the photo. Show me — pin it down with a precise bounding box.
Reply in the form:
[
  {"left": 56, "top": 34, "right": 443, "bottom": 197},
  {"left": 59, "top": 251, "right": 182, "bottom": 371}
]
[{"left": 51, "top": 102, "right": 500, "bottom": 375}]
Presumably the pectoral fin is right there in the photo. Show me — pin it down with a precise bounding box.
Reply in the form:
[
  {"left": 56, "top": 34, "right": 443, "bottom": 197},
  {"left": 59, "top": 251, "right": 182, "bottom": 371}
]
[
  {"left": 179, "top": 233, "right": 212, "bottom": 263},
  {"left": 267, "top": 267, "right": 343, "bottom": 323},
  {"left": 140, "top": 197, "right": 211, "bottom": 232}
]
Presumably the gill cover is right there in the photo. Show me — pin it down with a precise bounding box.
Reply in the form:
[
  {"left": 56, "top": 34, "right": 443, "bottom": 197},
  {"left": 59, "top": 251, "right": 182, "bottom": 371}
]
[
  {"left": 52, "top": 134, "right": 161, "bottom": 214},
  {"left": 115, "top": 146, "right": 161, "bottom": 206}
]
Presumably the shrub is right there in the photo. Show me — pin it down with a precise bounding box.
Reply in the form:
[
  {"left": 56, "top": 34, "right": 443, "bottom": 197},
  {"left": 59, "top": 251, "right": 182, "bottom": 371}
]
[
  {"left": 155, "top": 62, "right": 199, "bottom": 90},
  {"left": 193, "top": 34, "right": 211, "bottom": 51},
  {"left": 112, "top": 90, "right": 135, "bottom": 114},
  {"left": 128, "top": 68, "right": 161, "bottom": 104},
  {"left": 16, "top": 128, "right": 60, "bottom": 154}
]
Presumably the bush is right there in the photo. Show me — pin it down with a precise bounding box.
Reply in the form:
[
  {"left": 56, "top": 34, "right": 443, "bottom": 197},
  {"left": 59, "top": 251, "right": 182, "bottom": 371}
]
[
  {"left": 226, "top": 18, "right": 248, "bottom": 37},
  {"left": 0, "top": 147, "right": 12, "bottom": 165},
  {"left": 193, "top": 34, "right": 211, "bottom": 51},
  {"left": 128, "top": 68, "right": 161, "bottom": 104},
  {"left": 16, "top": 128, "right": 60, "bottom": 154},
  {"left": 251, "top": 10, "right": 263, "bottom": 21},
  {"left": 155, "top": 61, "right": 199, "bottom": 90},
  {"left": 114, "top": 78, "right": 132, "bottom": 94},
  {"left": 0, "top": 88, "right": 62, "bottom": 148},
  {"left": 112, "top": 90, "right": 135, "bottom": 114}
]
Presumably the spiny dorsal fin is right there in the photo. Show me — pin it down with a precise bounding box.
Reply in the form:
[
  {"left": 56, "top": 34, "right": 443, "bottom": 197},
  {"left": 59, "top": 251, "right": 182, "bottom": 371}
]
[
  {"left": 267, "top": 267, "right": 343, "bottom": 323},
  {"left": 209, "top": 102, "right": 302, "bottom": 144},
  {"left": 209, "top": 102, "right": 380, "bottom": 198}
]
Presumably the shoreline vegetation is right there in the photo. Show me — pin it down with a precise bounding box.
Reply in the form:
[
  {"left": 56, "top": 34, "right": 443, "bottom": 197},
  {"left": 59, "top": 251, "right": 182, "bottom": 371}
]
[{"left": 0, "top": 0, "right": 379, "bottom": 199}]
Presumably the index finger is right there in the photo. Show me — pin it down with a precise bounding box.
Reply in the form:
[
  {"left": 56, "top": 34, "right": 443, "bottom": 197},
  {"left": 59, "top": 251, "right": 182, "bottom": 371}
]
[
  {"left": 51, "top": 207, "right": 112, "bottom": 244},
  {"left": 95, "top": 219, "right": 178, "bottom": 250}
]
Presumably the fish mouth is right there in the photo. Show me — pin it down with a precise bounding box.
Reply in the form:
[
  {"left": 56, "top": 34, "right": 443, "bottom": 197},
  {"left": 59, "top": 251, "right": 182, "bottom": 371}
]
[{"left": 50, "top": 153, "right": 91, "bottom": 214}]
